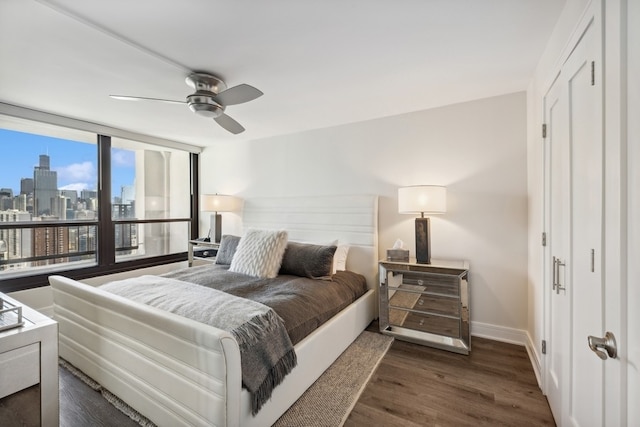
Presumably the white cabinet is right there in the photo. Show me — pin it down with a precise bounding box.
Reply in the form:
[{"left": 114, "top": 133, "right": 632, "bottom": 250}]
[{"left": 0, "top": 293, "right": 59, "bottom": 427}]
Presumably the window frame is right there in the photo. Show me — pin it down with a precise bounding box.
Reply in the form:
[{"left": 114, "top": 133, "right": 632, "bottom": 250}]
[{"left": 0, "top": 107, "right": 201, "bottom": 293}]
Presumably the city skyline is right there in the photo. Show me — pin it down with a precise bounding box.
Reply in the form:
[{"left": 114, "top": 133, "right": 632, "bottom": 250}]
[{"left": 0, "top": 128, "right": 135, "bottom": 201}]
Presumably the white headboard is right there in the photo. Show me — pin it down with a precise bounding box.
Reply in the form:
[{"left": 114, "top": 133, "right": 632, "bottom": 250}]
[{"left": 242, "top": 195, "right": 379, "bottom": 289}]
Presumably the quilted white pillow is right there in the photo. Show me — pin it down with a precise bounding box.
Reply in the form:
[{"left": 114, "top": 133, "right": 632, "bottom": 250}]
[{"left": 229, "top": 228, "right": 289, "bottom": 278}]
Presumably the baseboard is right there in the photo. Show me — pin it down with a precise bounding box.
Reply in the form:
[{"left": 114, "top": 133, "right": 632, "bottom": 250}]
[
  {"left": 471, "top": 321, "right": 543, "bottom": 388},
  {"left": 525, "top": 331, "right": 543, "bottom": 388},
  {"left": 471, "top": 321, "right": 528, "bottom": 345}
]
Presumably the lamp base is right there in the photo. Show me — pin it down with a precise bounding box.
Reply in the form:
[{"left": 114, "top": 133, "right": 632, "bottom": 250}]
[
  {"left": 210, "top": 213, "right": 222, "bottom": 243},
  {"left": 415, "top": 217, "right": 431, "bottom": 264}
]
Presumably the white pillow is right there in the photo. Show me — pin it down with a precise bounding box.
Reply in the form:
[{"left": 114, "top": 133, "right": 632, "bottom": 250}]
[
  {"left": 229, "top": 229, "right": 289, "bottom": 278},
  {"left": 332, "top": 243, "right": 350, "bottom": 274}
]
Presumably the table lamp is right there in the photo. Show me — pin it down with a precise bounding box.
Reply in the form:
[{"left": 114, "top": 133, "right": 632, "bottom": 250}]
[
  {"left": 398, "top": 185, "right": 447, "bottom": 264},
  {"left": 201, "top": 194, "right": 243, "bottom": 243}
]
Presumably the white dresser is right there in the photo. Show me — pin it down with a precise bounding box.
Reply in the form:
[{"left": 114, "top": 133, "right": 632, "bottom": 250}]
[{"left": 0, "top": 292, "right": 59, "bottom": 426}]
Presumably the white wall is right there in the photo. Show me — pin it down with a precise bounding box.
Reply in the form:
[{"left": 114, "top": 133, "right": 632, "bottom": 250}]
[{"left": 201, "top": 92, "right": 529, "bottom": 334}]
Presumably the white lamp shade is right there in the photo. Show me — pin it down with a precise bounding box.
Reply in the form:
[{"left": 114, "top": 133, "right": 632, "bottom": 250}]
[
  {"left": 398, "top": 185, "right": 447, "bottom": 214},
  {"left": 201, "top": 194, "right": 243, "bottom": 212}
]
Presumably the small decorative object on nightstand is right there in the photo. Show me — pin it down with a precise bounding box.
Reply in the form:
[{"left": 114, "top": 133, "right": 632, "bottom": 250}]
[
  {"left": 378, "top": 258, "right": 470, "bottom": 354},
  {"left": 188, "top": 239, "right": 220, "bottom": 266}
]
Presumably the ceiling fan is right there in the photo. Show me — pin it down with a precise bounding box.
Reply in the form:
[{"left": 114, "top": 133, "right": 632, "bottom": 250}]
[{"left": 110, "top": 72, "right": 263, "bottom": 134}]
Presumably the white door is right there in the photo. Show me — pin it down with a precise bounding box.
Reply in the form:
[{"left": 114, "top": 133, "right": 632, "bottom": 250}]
[
  {"left": 565, "top": 20, "right": 603, "bottom": 426},
  {"left": 544, "top": 69, "right": 569, "bottom": 422},
  {"left": 544, "top": 16, "right": 608, "bottom": 426},
  {"left": 625, "top": 0, "right": 640, "bottom": 422}
]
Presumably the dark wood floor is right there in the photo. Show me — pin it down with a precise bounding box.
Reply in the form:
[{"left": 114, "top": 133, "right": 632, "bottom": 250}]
[
  {"left": 346, "top": 335, "right": 556, "bottom": 427},
  {"left": 1, "top": 331, "right": 555, "bottom": 427}
]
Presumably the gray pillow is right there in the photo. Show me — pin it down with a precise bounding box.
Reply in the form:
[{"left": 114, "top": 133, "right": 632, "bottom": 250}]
[
  {"left": 215, "top": 235, "right": 241, "bottom": 265},
  {"left": 279, "top": 242, "right": 337, "bottom": 280}
]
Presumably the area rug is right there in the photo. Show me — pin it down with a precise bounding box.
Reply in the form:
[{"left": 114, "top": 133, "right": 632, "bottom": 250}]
[
  {"left": 60, "top": 330, "right": 393, "bottom": 427},
  {"left": 273, "top": 331, "right": 393, "bottom": 427}
]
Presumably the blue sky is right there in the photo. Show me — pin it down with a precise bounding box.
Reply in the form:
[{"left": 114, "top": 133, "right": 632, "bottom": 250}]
[{"left": 0, "top": 129, "right": 135, "bottom": 200}]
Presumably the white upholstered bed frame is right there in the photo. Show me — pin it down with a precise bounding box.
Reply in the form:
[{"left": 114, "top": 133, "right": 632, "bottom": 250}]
[{"left": 49, "top": 195, "right": 378, "bottom": 427}]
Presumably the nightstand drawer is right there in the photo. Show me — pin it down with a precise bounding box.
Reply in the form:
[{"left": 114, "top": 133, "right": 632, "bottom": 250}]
[
  {"left": 389, "top": 288, "right": 459, "bottom": 316},
  {"left": 401, "top": 311, "right": 461, "bottom": 338},
  {"left": 397, "top": 272, "right": 460, "bottom": 297},
  {"left": 0, "top": 343, "right": 39, "bottom": 399}
]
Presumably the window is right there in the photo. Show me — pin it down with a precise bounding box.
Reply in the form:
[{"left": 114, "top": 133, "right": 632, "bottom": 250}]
[
  {"left": 0, "top": 119, "right": 99, "bottom": 277},
  {"left": 0, "top": 114, "right": 198, "bottom": 292},
  {"left": 110, "top": 138, "right": 191, "bottom": 262}
]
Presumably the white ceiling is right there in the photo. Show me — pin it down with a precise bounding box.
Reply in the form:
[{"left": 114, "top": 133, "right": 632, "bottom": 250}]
[{"left": 0, "top": 0, "right": 565, "bottom": 147}]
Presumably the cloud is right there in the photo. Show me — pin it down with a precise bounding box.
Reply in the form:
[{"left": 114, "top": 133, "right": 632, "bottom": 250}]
[
  {"left": 60, "top": 183, "right": 89, "bottom": 192},
  {"left": 55, "top": 161, "right": 96, "bottom": 183},
  {"left": 112, "top": 149, "right": 135, "bottom": 167}
]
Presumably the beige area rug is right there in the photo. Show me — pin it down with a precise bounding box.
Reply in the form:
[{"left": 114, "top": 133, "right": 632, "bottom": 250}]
[
  {"left": 60, "top": 331, "right": 393, "bottom": 427},
  {"left": 273, "top": 331, "right": 393, "bottom": 427}
]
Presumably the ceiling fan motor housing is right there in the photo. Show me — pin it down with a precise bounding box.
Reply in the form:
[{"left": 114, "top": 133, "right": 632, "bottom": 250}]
[{"left": 187, "top": 93, "right": 224, "bottom": 118}]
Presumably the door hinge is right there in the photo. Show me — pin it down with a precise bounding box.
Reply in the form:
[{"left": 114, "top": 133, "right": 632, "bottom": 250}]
[
  {"left": 542, "top": 232, "right": 547, "bottom": 247},
  {"left": 542, "top": 340, "right": 547, "bottom": 354},
  {"left": 542, "top": 123, "right": 547, "bottom": 139},
  {"left": 591, "top": 61, "right": 595, "bottom": 86}
]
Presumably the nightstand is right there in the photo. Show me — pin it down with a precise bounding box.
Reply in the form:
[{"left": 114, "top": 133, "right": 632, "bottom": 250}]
[
  {"left": 0, "top": 293, "right": 59, "bottom": 426},
  {"left": 188, "top": 239, "right": 220, "bottom": 266},
  {"left": 378, "top": 258, "right": 470, "bottom": 354}
]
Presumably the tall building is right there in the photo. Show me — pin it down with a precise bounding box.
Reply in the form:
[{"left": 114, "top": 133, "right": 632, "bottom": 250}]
[
  {"left": 20, "top": 178, "right": 34, "bottom": 195},
  {"left": 120, "top": 185, "right": 135, "bottom": 205},
  {"left": 0, "top": 188, "right": 13, "bottom": 211},
  {"left": 51, "top": 195, "right": 68, "bottom": 220},
  {"left": 0, "top": 210, "right": 32, "bottom": 270},
  {"left": 80, "top": 189, "right": 97, "bottom": 201},
  {"left": 60, "top": 190, "right": 78, "bottom": 208},
  {"left": 33, "top": 154, "right": 58, "bottom": 216},
  {"left": 13, "top": 194, "right": 27, "bottom": 211}
]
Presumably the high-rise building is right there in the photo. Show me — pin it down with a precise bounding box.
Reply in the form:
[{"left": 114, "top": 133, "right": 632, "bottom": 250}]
[
  {"left": 0, "top": 210, "right": 32, "bottom": 270},
  {"left": 120, "top": 185, "right": 135, "bottom": 204},
  {"left": 0, "top": 188, "right": 13, "bottom": 211},
  {"left": 80, "top": 189, "right": 97, "bottom": 201},
  {"left": 51, "top": 195, "right": 68, "bottom": 220},
  {"left": 13, "top": 194, "right": 27, "bottom": 211},
  {"left": 20, "top": 178, "right": 34, "bottom": 195},
  {"left": 60, "top": 190, "right": 78, "bottom": 208},
  {"left": 34, "top": 154, "right": 58, "bottom": 215}
]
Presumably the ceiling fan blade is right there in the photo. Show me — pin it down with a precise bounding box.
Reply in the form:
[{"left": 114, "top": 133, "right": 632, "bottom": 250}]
[
  {"left": 109, "top": 95, "right": 185, "bottom": 104},
  {"left": 214, "top": 84, "right": 263, "bottom": 106},
  {"left": 214, "top": 113, "right": 245, "bottom": 134}
]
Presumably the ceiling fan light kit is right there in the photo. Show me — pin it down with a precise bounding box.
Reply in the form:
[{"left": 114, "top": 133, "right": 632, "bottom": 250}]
[
  {"left": 187, "top": 93, "right": 224, "bottom": 118},
  {"left": 110, "top": 72, "right": 262, "bottom": 134}
]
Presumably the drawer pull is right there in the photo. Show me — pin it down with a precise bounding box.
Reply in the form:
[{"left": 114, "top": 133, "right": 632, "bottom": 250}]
[
  {"left": 418, "top": 299, "right": 424, "bottom": 306},
  {"left": 419, "top": 319, "right": 425, "bottom": 326},
  {"left": 418, "top": 279, "right": 424, "bottom": 285}
]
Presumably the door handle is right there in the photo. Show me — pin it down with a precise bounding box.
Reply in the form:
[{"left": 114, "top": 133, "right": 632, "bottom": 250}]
[
  {"left": 552, "top": 256, "right": 557, "bottom": 291},
  {"left": 587, "top": 331, "right": 617, "bottom": 360},
  {"left": 552, "top": 257, "right": 566, "bottom": 294}
]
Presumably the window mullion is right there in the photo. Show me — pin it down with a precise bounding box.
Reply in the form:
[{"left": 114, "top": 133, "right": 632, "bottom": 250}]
[{"left": 98, "top": 135, "right": 114, "bottom": 266}]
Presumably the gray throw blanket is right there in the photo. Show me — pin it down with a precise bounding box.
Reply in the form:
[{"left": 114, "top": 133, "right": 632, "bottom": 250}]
[{"left": 100, "top": 275, "right": 297, "bottom": 415}]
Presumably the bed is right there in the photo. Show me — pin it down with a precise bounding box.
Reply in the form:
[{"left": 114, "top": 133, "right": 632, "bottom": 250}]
[{"left": 49, "top": 195, "right": 378, "bottom": 427}]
